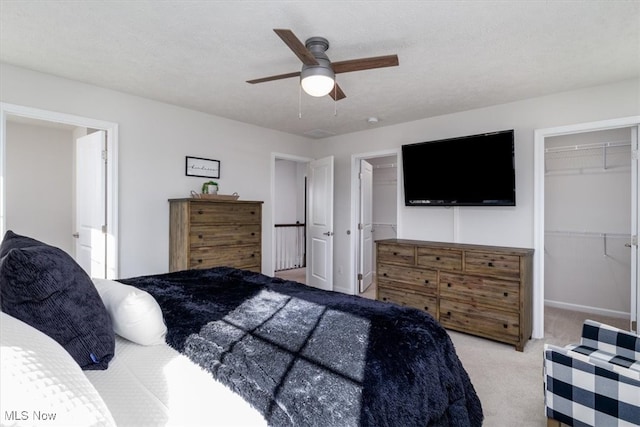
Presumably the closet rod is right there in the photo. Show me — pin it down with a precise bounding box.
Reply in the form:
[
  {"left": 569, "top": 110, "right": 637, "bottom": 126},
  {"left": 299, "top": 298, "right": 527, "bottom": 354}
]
[
  {"left": 545, "top": 230, "right": 631, "bottom": 257},
  {"left": 545, "top": 230, "right": 629, "bottom": 238},
  {"left": 544, "top": 139, "right": 630, "bottom": 154},
  {"left": 372, "top": 163, "right": 397, "bottom": 169}
]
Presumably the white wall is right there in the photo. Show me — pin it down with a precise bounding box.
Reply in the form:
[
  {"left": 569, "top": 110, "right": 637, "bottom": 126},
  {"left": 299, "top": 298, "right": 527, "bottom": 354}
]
[
  {"left": 312, "top": 78, "right": 640, "bottom": 293},
  {"left": 2, "top": 63, "right": 638, "bottom": 292},
  {"left": 0, "top": 63, "right": 313, "bottom": 278},
  {"left": 5, "top": 121, "right": 74, "bottom": 254}
]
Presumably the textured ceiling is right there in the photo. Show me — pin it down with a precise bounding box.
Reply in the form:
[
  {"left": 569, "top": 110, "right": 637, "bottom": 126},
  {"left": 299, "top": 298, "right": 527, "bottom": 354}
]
[{"left": 1, "top": 1, "right": 639, "bottom": 138}]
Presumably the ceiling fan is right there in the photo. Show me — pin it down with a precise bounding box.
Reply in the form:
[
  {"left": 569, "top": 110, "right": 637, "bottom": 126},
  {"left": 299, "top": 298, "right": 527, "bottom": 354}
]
[{"left": 247, "top": 29, "right": 399, "bottom": 100}]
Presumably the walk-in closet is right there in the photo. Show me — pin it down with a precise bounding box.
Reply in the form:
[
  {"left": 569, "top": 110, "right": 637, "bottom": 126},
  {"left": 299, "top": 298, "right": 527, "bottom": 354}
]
[{"left": 544, "top": 127, "right": 632, "bottom": 320}]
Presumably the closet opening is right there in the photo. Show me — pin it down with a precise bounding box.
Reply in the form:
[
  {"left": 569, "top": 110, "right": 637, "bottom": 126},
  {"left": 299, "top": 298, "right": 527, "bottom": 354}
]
[{"left": 351, "top": 150, "right": 400, "bottom": 299}]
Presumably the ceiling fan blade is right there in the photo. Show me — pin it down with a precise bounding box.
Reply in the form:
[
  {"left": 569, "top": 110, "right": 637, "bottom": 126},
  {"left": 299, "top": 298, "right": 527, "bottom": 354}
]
[
  {"left": 273, "top": 29, "right": 319, "bottom": 66},
  {"left": 328, "top": 83, "right": 346, "bottom": 101},
  {"left": 246, "top": 71, "right": 301, "bottom": 84},
  {"left": 332, "top": 54, "right": 399, "bottom": 74}
]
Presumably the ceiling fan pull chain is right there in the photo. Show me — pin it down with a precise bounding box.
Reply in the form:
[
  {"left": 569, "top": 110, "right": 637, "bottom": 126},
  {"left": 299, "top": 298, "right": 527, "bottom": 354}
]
[
  {"left": 298, "top": 84, "right": 302, "bottom": 119},
  {"left": 334, "top": 79, "right": 338, "bottom": 116}
]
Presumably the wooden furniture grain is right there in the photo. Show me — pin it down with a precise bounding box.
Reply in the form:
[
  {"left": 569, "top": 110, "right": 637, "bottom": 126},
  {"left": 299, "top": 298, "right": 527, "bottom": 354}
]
[
  {"left": 169, "top": 198, "right": 263, "bottom": 273},
  {"left": 376, "top": 239, "right": 534, "bottom": 351}
]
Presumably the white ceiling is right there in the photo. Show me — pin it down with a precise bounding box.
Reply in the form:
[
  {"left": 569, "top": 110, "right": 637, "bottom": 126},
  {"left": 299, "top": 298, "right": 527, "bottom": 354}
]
[{"left": 1, "top": 1, "right": 638, "bottom": 139}]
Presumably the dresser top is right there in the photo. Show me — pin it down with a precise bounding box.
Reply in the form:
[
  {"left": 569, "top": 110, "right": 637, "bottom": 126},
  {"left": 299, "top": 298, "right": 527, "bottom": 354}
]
[
  {"left": 377, "top": 238, "right": 534, "bottom": 255},
  {"left": 168, "top": 198, "right": 263, "bottom": 204}
]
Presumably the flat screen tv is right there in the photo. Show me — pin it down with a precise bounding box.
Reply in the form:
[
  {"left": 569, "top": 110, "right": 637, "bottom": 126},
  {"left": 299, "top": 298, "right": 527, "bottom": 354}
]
[{"left": 401, "top": 129, "right": 515, "bottom": 206}]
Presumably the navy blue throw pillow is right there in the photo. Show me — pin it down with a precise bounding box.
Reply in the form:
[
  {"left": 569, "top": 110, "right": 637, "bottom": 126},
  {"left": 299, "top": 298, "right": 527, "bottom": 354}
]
[{"left": 0, "top": 231, "right": 115, "bottom": 370}]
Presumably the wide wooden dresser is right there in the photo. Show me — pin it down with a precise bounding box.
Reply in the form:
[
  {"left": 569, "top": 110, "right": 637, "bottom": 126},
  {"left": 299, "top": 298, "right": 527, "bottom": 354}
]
[
  {"left": 376, "top": 239, "right": 533, "bottom": 351},
  {"left": 168, "top": 198, "right": 263, "bottom": 273}
]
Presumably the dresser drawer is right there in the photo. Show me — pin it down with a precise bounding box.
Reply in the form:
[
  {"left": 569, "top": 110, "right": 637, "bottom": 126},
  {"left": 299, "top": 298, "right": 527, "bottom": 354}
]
[
  {"left": 439, "top": 272, "right": 519, "bottom": 311},
  {"left": 465, "top": 251, "right": 520, "bottom": 279},
  {"left": 190, "top": 202, "right": 261, "bottom": 224},
  {"left": 417, "top": 248, "right": 462, "bottom": 271},
  {"left": 190, "top": 245, "right": 260, "bottom": 269},
  {"left": 378, "top": 286, "right": 437, "bottom": 316},
  {"left": 377, "top": 244, "right": 415, "bottom": 265},
  {"left": 439, "top": 299, "right": 520, "bottom": 340},
  {"left": 378, "top": 263, "right": 437, "bottom": 291},
  {"left": 190, "top": 224, "right": 261, "bottom": 247}
]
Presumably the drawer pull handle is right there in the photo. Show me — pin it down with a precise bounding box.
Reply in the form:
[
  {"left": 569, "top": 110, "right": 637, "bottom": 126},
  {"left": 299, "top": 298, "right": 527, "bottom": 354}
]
[
  {"left": 197, "top": 259, "right": 203, "bottom": 264},
  {"left": 382, "top": 297, "right": 387, "bottom": 301},
  {"left": 393, "top": 252, "right": 398, "bottom": 256},
  {"left": 424, "top": 280, "right": 429, "bottom": 284},
  {"left": 383, "top": 273, "right": 388, "bottom": 277},
  {"left": 435, "top": 257, "right": 440, "bottom": 261},
  {"left": 503, "top": 292, "right": 508, "bottom": 297},
  {"left": 488, "top": 262, "right": 494, "bottom": 267},
  {"left": 424, "top": 306, "right": 429, "bottom": 311},
  {"left": 503, "top": 324, "right": 508, "bottom": 329},
  {"left": 251, "top": 211, "right": 255, "bottom": 215},
  {"left": 198, "top": 234, "right": 203, "bottom": 239},
  {"left": 447, "top": 283, "right": 451, "bottom": 287},
  {"left": 198, "top": 210, "right": 203, "bottom": 215},
  {"left": 251, "top": 232, "right": 255, "bottom": 236},
  {"left": 447, "top": 311, "right": 451, "bottom": 316},
  {"left": 251, "top": 254, "right": 255, "bottom": 257}
]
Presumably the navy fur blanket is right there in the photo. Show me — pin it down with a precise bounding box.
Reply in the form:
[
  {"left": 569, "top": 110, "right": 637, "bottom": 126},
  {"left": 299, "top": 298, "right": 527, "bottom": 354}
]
[{"left": 120, "top": 267, "right": 483, "bottom": 427}]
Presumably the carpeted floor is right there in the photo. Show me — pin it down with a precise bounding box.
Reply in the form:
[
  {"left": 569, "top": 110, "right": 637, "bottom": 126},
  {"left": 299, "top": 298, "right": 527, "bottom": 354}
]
[{"left": 449, "top": 307, "right": 630, "bottom": 426}]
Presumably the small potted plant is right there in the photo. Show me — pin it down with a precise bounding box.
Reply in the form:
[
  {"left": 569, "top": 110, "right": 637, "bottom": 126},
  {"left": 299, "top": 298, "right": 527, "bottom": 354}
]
[{"left": 202, "top": 181, "right": 218, "bottom": 195}]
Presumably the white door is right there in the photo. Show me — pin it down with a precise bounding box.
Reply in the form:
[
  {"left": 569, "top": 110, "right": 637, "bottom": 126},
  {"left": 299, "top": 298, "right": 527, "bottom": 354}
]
[
  {"left": 631, "top": 126, "right": 639, "bottom": 332},
  {"left": 75, "top": 131, "right": 107, "bottom": 278},
  {"left": 358, "top": 160, "right": 373, "bottom": 292},
  {"left": 306, "top": 156, "right": 334, "bottom": 290}
]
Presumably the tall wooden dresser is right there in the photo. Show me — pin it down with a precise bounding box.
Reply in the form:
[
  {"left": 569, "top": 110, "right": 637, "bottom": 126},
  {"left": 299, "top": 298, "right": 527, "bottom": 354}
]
[
  {"left": 376, "top": 239, "right": 533, "bottom": 351},
  {"left": 168, "top": 198, "right": 263, "bottom": 273}
]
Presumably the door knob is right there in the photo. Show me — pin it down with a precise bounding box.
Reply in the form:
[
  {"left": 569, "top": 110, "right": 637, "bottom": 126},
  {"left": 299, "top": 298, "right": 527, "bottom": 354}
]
[
  {"left": 323, "top": 231, "right": 334, "bottom": 236},
  {"left": 72, "top": 232, "right": 80, "bottom": 238}
]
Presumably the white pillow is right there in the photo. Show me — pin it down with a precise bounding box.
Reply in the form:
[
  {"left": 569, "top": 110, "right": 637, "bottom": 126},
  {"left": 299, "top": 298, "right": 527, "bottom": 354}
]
[
  {"left": 92, "top": 278, "right": 167, "bottom": 346},
  {"left": 0, "top": 311, "right": 116, "bottom": 426}
]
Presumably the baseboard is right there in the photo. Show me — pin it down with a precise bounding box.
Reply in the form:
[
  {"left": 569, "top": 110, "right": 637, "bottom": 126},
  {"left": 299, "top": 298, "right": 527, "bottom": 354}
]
[{"left": 545, "top": 299, "right": 630, "bottom": 319}]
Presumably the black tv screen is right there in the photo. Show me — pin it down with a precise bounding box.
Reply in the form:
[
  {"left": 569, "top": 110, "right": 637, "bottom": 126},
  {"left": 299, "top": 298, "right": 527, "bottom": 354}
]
[{"left": 401, "top": 130, "right": 515, "bottom": 206}]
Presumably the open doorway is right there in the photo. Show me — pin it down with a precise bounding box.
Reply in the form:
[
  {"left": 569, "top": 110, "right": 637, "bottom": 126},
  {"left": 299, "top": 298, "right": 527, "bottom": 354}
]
[
  {"left": 351, "top": 150, "right": 399, "bottom": 299},
  {"left": 272, "top": 154, "right": 311, "bottom": 283},
  {"left": 271, "top": 153, "right": 335, "bottom": 291},
  {"left": 0, "top": 103, "right": 119, "bottom": 278},
  {"left": 534, "top": 117, "right": 640, "bottom": 337}
]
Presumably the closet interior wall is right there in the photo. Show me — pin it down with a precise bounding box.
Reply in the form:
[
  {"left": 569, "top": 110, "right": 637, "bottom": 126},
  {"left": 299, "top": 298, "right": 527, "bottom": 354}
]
[
  {"left": 544, "top": 128, "right": 632, "bottom": 319},
  {"left": 369, "top": 156, "right": 398, "bottom": 269}
]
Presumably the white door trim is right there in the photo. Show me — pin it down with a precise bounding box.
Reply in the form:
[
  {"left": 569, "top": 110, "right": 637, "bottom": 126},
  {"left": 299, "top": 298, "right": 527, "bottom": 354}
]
[
  {"left": 0, "top": 102, "right": 119, "bottom": 278},
  {"left": 533, "top": 115, "right": 640, "bottom": 339},
  {"left": 350, "top": 148, "right": 401, "bottom": 295}
]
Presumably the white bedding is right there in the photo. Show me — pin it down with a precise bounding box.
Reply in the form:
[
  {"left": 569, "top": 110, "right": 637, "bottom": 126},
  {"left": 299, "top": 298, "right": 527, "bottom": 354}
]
[{"left": 84, "top": 337, "right": 267, "bottom": 427}]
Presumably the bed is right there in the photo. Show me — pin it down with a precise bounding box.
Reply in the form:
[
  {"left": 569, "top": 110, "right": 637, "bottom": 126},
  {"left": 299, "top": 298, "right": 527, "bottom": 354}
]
[{"left": 0, "top": 230, "right": 483, "bottom": 426}]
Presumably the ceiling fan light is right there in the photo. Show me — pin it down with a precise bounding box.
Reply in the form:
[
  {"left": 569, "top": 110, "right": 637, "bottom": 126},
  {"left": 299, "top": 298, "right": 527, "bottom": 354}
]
[{"left": 300, "top": 66, "right": 335, "bottom": 97}]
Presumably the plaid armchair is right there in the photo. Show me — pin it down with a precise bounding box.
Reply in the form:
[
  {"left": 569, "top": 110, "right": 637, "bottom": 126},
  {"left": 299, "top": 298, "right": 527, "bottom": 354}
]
[{"left": 543, "top": 320, "right": 640, "bottom": 427}]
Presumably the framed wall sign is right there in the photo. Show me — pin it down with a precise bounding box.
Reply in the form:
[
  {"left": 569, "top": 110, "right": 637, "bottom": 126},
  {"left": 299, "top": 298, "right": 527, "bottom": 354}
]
[{"left": 185, "top": 156, "right": 220, "bottom": 179}]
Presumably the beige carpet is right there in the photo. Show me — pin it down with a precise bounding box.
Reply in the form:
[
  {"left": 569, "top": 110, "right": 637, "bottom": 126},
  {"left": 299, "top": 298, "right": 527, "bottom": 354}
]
[{"left": 449, "top": 307, "right": 630, "bottom": 426}]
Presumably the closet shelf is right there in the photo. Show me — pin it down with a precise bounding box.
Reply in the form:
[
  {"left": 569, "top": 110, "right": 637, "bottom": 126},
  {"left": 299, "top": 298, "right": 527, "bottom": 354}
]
[
  {"left": 544, "top": 139, "right": 630, "bottom": 173},
  {"left": 544, "top": 140, "right": 630, "bottom": 154},
  {"left": 545, "top": 230, "right": 631, "bottom": 257},
  {"left": 545, "top": 230, "right": 629, "bottom": 239}
]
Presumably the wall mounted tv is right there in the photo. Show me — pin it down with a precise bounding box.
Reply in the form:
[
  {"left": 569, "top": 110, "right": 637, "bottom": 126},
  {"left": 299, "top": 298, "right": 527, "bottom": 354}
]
[{"left": 401, "top": 129, "right": 516, "bottom": 206}]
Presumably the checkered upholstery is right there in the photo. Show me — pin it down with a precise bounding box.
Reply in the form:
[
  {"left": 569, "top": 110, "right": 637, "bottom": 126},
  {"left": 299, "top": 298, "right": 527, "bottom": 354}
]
[
  {"left": 544, "top": 320, "right": 640, "bottom": 426},
  {"left": 580, "top": 319, "right": 640, "bottom": 363}
]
